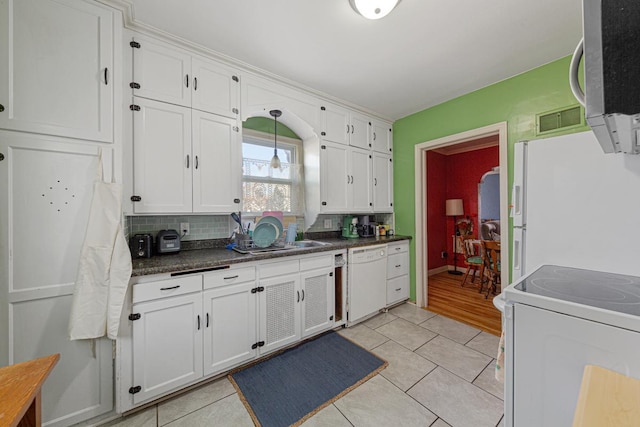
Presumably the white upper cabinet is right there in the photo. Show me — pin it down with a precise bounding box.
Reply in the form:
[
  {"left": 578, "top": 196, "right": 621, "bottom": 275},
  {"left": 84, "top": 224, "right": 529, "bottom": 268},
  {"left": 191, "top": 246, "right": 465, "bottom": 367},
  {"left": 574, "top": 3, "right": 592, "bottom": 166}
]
[
  {"left": 192, "top": 110, "right": 241, "bottom": 213},
  {"left": 320, "top": 103, "right": 370, "bottom": 149},
  {"left": 132, "top": 97, "right": 193, "bottom": 213},
  {"left": 131, "top": 34, "right": 240, "bottom": 119},
  {"left": 132, "top": 35, "right": 192, "bottom": 108},
  {"left": 373, "top": 152, "right": 394, "bottom": 212},
  {"left": 191, "top": 57, "right": 240, "bottom": 119},
  {"left": 371, "top": 120, "right": 393, "bottom": 154},
  {"left": 0, "top": 0, "right": 113, "bottom": 142},
  {"left": 349, "top": 147, "right": 373, "bottom": 212},
  {"left": 320, "top": 142, "right": 372, "bottom": 213}
]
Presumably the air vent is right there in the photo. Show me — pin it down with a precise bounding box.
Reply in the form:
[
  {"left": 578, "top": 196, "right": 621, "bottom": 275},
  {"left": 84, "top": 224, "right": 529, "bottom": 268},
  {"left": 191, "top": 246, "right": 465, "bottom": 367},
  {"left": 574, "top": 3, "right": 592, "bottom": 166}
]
[{"left": 536, "top": 105, "right": 584, "bottom": 135}]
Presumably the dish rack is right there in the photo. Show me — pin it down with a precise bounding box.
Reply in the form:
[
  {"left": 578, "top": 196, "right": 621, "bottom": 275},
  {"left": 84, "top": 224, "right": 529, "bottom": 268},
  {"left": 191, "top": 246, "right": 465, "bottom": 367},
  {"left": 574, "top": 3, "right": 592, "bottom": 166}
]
[{"left": 233, "top": 234, "right": 287, "bottom": 253}]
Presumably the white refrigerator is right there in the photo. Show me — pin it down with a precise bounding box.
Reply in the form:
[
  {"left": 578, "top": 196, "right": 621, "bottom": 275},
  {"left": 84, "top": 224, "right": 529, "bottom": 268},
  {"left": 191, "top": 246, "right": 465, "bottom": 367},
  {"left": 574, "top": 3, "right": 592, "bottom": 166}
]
[
  {"left": 511, "top": 130, "right": 640, "bottom": 279},
  {"left": 501, "top": 130, "right": 640, "bottom": 426}
]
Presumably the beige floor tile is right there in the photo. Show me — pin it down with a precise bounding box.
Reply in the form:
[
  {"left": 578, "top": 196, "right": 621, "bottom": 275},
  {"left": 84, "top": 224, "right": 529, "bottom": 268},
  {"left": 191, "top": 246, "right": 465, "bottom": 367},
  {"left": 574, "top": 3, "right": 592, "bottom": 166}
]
[
  {"left": 375, "top": 318, "right": 438, "bottom": 351},
  {"left": 473, "top": 361, "right": 504, "bottom": 400},
  {"left": 466, "top": 331, "right": 501, "bottom": 358},
  {"left": 335, "top": 375, "right": 437, "bottom": 426},
  {"left": 164, "top": 393, "right": 253, "bottom": 427},
  {"left": 372, "top": 340, "right": 436, "bottom": 391},
  {"left": 101, "top": 406, "right": 157, "bottom": 427},
  {"left": 420, "top": 315, "right": 481, "bottom": 344},
  {"left": 408, "top": 367, "right": 503, "bottom": 427},
  {"left": 363, "top": 311, "right": 398, "bottom": 329},
  {"left": 415, "top": 335, "right": 491, "bottom": 382},
  {"left": 158, "top": 377, "right": 236, "bottom": 425},
  {"left": 431, "top": 419, "right": 452, "bottom": 427},
  {"left": 338, "top": 324, "right": 388, "bottom": 350},
  {"left": 389, "top": 303, "right": 437, "bottom": 324},
  {"left": 299, "top": 404, "right": 351, "bottom": 427}
]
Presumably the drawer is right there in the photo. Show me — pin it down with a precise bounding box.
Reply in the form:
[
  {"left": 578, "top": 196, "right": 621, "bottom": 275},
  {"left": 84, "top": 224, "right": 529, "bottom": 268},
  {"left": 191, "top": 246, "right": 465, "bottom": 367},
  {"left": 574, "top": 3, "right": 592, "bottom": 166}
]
[
  {"left": 204, "top": 266, "right": 256, "bottom": 290},
  {"left": 259, "top": 259, "right": 300, "bottom": 279},
  {"left": 300, "top": 254, "right": 333, "bottom": 271},
  {"left": 387, "top": 275, "right": 409, "bottom": 305},
  {"left": 387, "top": 241, "right": 409, "bottom": 254},
  {"left": 133, "top": 275, "right": 202, "bottom": 303},
  {"left": 387, "top": 253, "right": 409, "bottom": 279}
]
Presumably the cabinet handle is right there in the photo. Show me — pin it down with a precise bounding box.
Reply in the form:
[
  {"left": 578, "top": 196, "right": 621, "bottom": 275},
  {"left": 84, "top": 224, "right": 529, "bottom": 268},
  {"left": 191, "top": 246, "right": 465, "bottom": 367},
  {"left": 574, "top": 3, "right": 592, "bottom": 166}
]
[
  {"left": 160, "top": 285, "right": 180, "bottom": 291},
  {"left": 297, "top": 291, "right": 300, "bottom": 303},
  {"left": 350, "top": 175, "right": 354, "bottom": 184},
  {"left": 104, "top": 67, "right": 109, "bottom": 85},
  {"left": 186, "top": 154, "right": 190, "bottom": 168},
  {"left": 395, "top": 288, "right": 401, "bottom": 291},
  {"left": 351, "top": 125, "right": 354, "bottom": 134},
  {"left": 395, "top": 264, "right": 401, "bottom": 268},
  {"left": 194, "top": 77, "right": 197, "bottom": 91},
  {"left": 195, "top": 155, "right": 199, "bottom": 169},
  {"left": 346, "top": 124, "right": 349, "bottom": 134},
  {"left": 346, "top": 175, "right": 349, "bottom": 184},
  {"left": 374, "top": 178, "right": 377, "bottom": 186},
  {"left": 301, "top": 289, "right": 305, "bottom": 301},
  {"left": 373, "top": 132, "right": 377, "bottom": 141},
  {"left": 206, "top": 313, "right": 209, "bottom": 328},
  {"left": 185, "top": 74, "right": 189, "bottom": 88},
  {"left": 197, "top": 315, "right": 200, "bottom": 330},
  {"left": 224, "top": 275, "right": 239, "bottom": 280}
]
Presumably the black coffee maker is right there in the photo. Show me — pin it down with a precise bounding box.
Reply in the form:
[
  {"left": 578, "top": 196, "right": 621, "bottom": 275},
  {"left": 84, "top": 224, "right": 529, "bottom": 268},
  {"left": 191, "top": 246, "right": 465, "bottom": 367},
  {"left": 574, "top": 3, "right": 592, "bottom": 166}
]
[{"left": 357, "top": 215, "right": 375, "bottom": 237}]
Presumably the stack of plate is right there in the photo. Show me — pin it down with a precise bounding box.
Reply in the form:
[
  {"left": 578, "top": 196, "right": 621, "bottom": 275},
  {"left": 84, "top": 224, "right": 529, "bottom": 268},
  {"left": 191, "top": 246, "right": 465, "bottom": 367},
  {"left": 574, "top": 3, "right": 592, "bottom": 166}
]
[{"left": 252, "top": 216, "right": 284, "bottom": 248}]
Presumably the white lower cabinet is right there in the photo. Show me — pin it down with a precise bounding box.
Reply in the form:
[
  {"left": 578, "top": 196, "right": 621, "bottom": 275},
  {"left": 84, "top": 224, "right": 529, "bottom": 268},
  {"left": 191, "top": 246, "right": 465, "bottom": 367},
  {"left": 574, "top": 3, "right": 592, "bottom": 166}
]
[
  {"left": 130, "top": 276, "right": 204, "bottom": 404},
  {"left": 387, "top": 241, "right": 410, "bottom": 305},
  {"left": 203, "top": 272, "right": 257, "bottom": 376},
  {"left": 122, "top": 253, "right": 340, "bottom": 411}
]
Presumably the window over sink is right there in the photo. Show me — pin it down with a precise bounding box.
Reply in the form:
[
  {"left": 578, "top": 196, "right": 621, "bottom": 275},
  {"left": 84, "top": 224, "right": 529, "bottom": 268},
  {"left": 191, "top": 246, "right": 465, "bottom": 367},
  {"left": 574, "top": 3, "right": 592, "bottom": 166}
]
[{"left": 241, "top": 129, "right": 304, "bottom": 214}]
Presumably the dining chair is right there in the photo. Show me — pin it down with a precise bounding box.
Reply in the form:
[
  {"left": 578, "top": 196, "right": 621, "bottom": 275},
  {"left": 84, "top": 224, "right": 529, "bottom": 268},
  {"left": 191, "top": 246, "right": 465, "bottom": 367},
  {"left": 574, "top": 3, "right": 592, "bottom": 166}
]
[
  {"left": 482, "top": 240, "right": 501, "bottom": 299},
  {"left": 461, "top": 236, "right": 483, "bottom": 287}
]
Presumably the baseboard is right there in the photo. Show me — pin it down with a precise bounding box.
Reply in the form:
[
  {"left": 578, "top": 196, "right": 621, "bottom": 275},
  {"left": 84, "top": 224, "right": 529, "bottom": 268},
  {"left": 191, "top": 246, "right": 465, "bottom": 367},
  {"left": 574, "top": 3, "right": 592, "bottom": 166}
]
[{"left": 427, "top": 265, "right": 449, "bottom": 276}]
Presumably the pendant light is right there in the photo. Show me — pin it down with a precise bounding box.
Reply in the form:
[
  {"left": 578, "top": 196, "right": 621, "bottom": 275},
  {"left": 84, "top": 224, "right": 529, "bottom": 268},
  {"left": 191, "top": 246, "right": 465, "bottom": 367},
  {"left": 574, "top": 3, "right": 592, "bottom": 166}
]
[
  {"left": 269, "top": 109, "right": 282, "bottom": 169},
  {"left": 349, "top": 0, "right": 401, "bottom": 20}
]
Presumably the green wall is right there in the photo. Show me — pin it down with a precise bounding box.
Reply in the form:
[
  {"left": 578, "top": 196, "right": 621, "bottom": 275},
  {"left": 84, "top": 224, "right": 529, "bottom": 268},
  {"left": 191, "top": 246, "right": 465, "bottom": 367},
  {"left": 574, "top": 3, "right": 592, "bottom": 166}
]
[
  {"left": 243, "top": 117, "right": 299, "bottom": 139},
  {"left": 393, "top": 55, "right": 589, "bottom": 301}
]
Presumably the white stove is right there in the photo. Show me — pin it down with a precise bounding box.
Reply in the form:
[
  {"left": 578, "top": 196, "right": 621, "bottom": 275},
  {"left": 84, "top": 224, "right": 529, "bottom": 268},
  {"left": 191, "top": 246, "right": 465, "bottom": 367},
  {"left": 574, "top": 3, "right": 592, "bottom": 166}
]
[{"left": 500, "top": 264, "right": 640, "bottom": 427}]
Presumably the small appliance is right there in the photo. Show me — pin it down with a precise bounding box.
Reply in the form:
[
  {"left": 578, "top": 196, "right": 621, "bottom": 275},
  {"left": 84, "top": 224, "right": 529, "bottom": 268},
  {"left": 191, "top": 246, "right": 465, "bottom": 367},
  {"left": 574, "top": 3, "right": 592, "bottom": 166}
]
[
  {"left": 156, "top": 229, "right": 181, "bottom": 254},
  {"left": 357, "top": 215, "right": 375, "bottom": 237},
  {"left": 129, "top": 234, "right": 153, "bottom": 258},
  {"left": 341, "top": 215, "right": 359, "bottom": 239}
]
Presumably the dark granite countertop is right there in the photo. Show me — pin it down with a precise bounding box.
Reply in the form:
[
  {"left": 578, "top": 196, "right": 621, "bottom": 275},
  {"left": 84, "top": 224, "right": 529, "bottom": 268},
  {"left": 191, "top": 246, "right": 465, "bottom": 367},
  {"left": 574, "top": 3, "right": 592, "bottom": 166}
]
[{"left": 131, "top": 235, "right": 411, "bottom": 277}]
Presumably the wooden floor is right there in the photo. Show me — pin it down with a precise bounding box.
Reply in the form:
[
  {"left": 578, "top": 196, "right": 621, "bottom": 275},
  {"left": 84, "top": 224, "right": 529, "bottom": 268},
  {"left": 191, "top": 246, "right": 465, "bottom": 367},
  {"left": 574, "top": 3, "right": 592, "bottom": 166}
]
[{"left": 426, "top": 271, "right": 502, "bottom": 336}]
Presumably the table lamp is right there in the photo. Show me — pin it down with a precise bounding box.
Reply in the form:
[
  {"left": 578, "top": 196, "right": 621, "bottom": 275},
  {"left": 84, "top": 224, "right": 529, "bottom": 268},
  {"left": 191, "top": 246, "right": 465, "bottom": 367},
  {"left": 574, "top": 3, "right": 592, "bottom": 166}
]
[{"left": 446, "top": 199, "right": 464, "bottom": 275}]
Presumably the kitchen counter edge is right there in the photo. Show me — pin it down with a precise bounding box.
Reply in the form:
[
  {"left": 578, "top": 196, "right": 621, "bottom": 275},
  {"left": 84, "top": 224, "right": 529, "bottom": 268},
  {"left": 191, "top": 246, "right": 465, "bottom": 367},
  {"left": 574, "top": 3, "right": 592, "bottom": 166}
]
[{"left": 131, "top": 235, "right": 412, "bottom": 277}]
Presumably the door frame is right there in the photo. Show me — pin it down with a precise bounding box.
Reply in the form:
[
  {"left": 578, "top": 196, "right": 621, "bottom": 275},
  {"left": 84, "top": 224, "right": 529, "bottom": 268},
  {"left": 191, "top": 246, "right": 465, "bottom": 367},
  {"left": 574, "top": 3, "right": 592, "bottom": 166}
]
[{"left": 413, "top": 122, "right": 509, "bottom": 307}]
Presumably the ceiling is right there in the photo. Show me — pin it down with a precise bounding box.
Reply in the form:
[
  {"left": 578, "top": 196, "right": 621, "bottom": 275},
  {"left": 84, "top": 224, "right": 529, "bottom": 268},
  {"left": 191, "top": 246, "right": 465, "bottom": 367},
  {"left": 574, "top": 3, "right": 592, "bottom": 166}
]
[{"left": 125, "top": 0, "right": 583, "bottom": 121}]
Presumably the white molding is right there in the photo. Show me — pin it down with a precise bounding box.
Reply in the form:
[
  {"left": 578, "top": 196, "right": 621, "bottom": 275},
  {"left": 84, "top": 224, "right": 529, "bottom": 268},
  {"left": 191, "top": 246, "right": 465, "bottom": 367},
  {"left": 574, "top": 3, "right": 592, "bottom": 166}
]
[
  {"left": 427, "top": 265, "right": 449, "bottom": 276},
  {"left": 95, "top": 0, "right": 393, "bottom": 123},
  {"left": 414, "top": 122, "right": 509, "bottom": 309}
]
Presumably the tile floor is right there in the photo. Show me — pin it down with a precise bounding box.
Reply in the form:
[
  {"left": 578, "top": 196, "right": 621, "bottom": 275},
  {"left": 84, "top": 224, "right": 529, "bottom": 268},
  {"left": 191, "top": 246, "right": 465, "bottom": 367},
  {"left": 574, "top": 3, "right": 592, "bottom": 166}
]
[{"left": 102, "top": 303, "right": 504, "bottom": 427}]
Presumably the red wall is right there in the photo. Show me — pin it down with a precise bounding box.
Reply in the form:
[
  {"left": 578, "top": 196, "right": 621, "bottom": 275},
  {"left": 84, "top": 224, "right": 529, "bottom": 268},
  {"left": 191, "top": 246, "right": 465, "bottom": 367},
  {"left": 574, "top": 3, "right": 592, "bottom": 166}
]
[{"left": 426, "top": 146, "right": 499, "bottom": 270}]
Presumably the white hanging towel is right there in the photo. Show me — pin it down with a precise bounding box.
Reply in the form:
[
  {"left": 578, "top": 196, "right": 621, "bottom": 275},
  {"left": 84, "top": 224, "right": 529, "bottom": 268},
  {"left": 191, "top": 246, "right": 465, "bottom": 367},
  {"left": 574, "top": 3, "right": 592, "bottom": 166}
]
[{"left": 69, "top": 151, "right": 132, "bottom": 340}]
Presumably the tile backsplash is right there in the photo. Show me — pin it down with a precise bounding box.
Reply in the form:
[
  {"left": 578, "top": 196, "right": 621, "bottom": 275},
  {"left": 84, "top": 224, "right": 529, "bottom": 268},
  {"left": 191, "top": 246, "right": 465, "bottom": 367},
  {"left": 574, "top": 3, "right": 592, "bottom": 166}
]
[{"left": 127, "top": 215, "right": 232, "bottom": 241}]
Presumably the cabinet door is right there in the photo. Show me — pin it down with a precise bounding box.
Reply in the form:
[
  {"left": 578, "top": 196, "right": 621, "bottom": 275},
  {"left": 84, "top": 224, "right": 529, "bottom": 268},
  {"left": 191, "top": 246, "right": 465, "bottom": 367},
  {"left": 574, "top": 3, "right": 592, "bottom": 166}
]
[
  {"left": 259, "top": 273, "right": 301, "bottom": 354},
  {"left": 349, "top": 112, "right": 370, "bottom": 150},
  {"left": 203, "top": 282, "right": 257, "bottom": 376},
  {"left": 0, "top": 0, "right": 113, "bottom": 142},
  {"left": 192, "top": 110, "right": 241, "bottom": 213},
  {"left": 131, "top": 292, "right": 203, "bottom": 404},
  {"left": 373, "top": 153, "right": 393, "bottom": 212},
  {"left": 349, "top": 147, "right": 373, "bottom": 212},
  {"left": 300, "top": 268, "right": 334, "bottom": 338},
  {"left": 192, "top": 57, "right": 240, "bottom": 119},
  {"left": 132, "top": 34, "right": 191, "bottom": 107},
  {"left": 387, "top": 275, "right": 409, "bottom": 305},
  {"left": 321, "top": 103, "right": 350, "bottom": 146},
  {"left": 321, "top": 142, "right": 349, "bottom": 213},
  {"left": 372, "top": 121, "right": 392, "bottom": 154},
  {"left": 132, "top": 97, "right": 192, "bottom": 213}
]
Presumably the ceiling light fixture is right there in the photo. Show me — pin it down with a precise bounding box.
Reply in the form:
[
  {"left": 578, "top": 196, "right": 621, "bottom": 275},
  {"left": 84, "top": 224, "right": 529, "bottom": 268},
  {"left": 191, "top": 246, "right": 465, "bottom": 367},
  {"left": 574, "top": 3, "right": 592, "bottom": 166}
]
[
  {"left": 349, "top": 0, "right": 400, "bottom": 20},
  {"left": 269, "top": 109, "right": 282, "bottom": 170}
]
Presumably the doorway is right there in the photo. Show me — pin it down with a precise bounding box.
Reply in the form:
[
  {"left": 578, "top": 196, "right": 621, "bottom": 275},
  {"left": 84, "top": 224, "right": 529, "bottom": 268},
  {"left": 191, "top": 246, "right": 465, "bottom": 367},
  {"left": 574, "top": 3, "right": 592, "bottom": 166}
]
[{"left": 413, "top": 123, "right": 508, "bottom": 332}]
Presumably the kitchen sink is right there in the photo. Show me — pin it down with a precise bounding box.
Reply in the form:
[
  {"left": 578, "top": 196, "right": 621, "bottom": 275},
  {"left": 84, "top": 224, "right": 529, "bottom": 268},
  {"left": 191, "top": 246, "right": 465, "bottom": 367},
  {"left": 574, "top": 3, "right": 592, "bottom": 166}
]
[{"left": 291, "top": 240, "right": 331, "bottom": 248}]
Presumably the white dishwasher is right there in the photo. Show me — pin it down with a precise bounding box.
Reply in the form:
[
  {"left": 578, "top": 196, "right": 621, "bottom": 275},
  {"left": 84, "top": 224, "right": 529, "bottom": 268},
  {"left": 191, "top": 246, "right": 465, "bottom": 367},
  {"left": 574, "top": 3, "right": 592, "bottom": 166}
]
[{"left": 348, "top": 244, "right": 387, "bottom": 324}]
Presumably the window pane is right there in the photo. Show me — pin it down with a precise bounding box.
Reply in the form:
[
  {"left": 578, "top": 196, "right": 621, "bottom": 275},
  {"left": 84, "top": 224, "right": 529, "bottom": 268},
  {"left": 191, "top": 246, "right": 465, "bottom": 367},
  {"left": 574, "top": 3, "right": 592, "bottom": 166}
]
[{"left": 242, "top": 142, "right": 293, "bottom": 179}]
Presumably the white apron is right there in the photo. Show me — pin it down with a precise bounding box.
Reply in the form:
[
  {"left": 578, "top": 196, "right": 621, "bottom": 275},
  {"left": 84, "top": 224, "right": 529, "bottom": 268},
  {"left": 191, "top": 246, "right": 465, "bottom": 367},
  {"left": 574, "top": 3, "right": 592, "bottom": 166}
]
[{"left": 69, "top": 152, "right": 132, "bottom": 340}]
